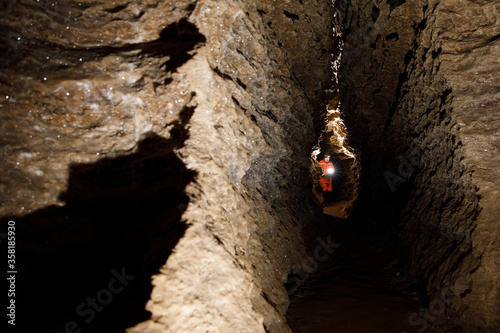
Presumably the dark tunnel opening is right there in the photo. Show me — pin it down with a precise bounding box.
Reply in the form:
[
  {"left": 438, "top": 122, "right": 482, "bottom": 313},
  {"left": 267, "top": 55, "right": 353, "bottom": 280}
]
[{"left": 0, "top": 133, "right": 195, "bottom": 332}]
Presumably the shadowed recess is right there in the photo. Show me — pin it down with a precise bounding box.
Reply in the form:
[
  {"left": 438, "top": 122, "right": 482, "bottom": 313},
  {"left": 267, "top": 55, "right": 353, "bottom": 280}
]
[
  {"left": 0, "top": 131, "right": 196, "bottom": 332},
  {"left": 387, "top": 0, "right": 406, "bottom": 12}
]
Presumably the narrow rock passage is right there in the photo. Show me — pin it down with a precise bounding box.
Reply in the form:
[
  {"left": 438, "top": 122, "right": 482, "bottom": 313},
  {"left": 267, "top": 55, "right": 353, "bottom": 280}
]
[{"left": 286, "top": 215, "right": 425, "bottom": 333}]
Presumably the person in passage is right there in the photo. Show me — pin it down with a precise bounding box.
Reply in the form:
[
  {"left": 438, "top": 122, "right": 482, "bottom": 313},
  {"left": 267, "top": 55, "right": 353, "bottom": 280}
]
[{"left": 319, "top": 154, "right": 335, "bottom": 202}]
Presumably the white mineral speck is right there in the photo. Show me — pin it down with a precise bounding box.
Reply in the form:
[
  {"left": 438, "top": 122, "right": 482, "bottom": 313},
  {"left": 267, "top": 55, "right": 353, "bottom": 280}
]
[{"left": 19, "top": 152, "right": 33, "bottom": 159}]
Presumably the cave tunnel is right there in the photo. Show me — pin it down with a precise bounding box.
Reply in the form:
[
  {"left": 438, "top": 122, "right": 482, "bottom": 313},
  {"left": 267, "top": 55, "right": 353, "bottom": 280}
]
[{"left": 0, "top": 0, "right": 499, "bottom": 333}]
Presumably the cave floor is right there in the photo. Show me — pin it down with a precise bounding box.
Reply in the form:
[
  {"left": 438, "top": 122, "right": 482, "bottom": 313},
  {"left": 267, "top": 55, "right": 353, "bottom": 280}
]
[{"left": 286, "top": 215, "right": 428, "bottom": 333}]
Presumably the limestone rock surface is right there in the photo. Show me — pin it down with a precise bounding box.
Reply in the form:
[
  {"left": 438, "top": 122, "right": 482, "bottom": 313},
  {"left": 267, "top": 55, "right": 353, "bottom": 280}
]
[
  {"left": 339, "top": 0, "right": 500, "bottom": 330},
  {"left": 0, "top": 0, "right": 336, "bottom": 332}
]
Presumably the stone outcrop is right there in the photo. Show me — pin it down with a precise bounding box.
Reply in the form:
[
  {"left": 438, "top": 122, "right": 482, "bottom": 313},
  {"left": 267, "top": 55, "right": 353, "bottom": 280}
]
[
  {"left": 0, "top": 0, "right": 336, "bottom": 332},
  {"left": 339, "top": 0, "right": 500, "bottom": 330}
]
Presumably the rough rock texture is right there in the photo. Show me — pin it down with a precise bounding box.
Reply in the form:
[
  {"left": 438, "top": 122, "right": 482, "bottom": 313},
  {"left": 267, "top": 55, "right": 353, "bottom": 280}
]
[
  {"left": 0, "top": 0, "right": 336, "bottom": 332},
  {"left": 314, "top": 104, "right": 360, "bottom": 218},
  {"left": 3, "top": 0, "right": 498, "bottom": 331},
  {"left": 339, "top": 0, "right": 500, "bottom": 330}
]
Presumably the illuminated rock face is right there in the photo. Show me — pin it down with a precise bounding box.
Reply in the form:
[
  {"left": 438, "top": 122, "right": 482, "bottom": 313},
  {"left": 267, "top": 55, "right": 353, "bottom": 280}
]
[
  {"left": 0, "top": 1, "right": 336, "bottom": 332},
  {"left": 340, "top": 0, "right": 500, "bottom": 330}
]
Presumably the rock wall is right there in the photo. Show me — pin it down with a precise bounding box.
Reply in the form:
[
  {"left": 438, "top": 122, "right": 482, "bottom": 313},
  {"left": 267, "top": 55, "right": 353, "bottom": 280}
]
[
  {"left": 339, "top": 0, "right": 500, "bottom": 330},
  {"left": 0, "top": 0, "right": 337, "bottom": 332}
]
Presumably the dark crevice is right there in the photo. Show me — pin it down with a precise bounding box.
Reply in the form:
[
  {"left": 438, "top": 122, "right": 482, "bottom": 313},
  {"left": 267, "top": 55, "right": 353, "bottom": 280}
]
[
  {"left": 231, "top": 96, "right": 246, "bottom": 112},
  {"left": 283, "top": 10, "right": 300, "bottom": 21},
  {"left": 261, "top": 292, "right": 277, "bottom": 308},
  {"left": 386, "top": 32, "right": 399, "bottom": 41},
  {"left": 212, "top": 234, "right": 224, "bottom": 246},
  {"left": 250, "top": 114, "right": 258, "bottom": 125},
  {"left": 370, "top": 34, "right": 381, "bottom": 49},
  {"left": 432, "top": 47, "right": 442, "bottom": 59},
  {"left": 0, "top": 130, "right": 196, "bottom": 332},
  {"left": 213, "top": 66, "right": 247, "bottom": 90},
  {"left": 105, "top": 4, "right": 128, "bottom": 13},
  {"left": 414, "top": 17, "right": 428, "bottom": 32},
  {"left": 387, "top": 0, "right": 407, "bottom": 12},
  {"left": 423, "top": 47, "right": 430, "bottom": 62},
  {"left": 213, "top": 66, "right": 234, "bottom": 81},
  {"left": 186, "top": 3, "right": 196, "bottom": 12},
  {"left": 371, "top": 6, "right": 380, "bottom": 22},
  {"left": 486, "top": 33, "right": 500, "bottom": 44},
  {"left": 440, "top": 88, "right": 452, "bottom": 106},
  {"left": 256, "top": 106, "right": 279, "bottom": 123}
]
